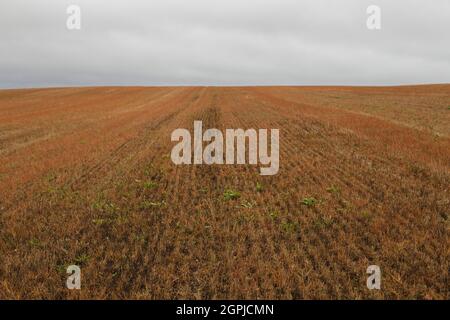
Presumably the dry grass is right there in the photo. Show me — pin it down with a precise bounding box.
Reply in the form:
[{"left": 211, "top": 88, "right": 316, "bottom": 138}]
[{"left": 0, "top": 85, "right": 449, "bottom": 299}]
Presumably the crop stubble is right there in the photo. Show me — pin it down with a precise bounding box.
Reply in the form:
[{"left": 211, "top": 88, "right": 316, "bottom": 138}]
[{"left": 0, "top": 85, "right": 448, "bottom": 299}]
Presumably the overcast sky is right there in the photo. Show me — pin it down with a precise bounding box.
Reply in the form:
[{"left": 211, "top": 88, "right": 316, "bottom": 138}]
[{"left": 0, "top": 0, "right": 449, "bottom": 88}]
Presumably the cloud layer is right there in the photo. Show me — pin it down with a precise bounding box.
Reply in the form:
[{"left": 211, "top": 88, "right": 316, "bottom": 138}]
[{"left": 1, "top": 0, "right": 449, "bottom": 88}]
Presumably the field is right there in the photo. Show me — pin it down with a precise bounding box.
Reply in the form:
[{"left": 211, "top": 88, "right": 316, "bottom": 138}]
[{"left": 0, "top": 85, "right": 449, "bottom": 299}]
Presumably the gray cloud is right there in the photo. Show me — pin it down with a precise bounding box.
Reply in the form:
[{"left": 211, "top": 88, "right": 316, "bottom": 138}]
[{"left": 0, "top": 0, "right": 449, "bottom": 88}]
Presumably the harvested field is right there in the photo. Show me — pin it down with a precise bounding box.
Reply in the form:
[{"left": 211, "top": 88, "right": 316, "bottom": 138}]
[{"left": 0, "top": 85, "right": 449, "bottom": 299}]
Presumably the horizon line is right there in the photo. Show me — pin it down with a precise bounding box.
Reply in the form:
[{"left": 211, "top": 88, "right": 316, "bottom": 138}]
[{"left": 1, "top": 82, "right": 449, "bottom": 91}]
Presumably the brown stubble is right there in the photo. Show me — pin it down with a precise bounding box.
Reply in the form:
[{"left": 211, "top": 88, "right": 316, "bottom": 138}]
[{"left": 0, "top": 85, "right": 449, "bottom": 299}]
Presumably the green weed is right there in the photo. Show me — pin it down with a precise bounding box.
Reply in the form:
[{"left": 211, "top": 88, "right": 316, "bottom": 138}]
[
  {"left": 74, "top": 254, "right": 90, "bottom": 266},
  {"left": 302, "top": 197, "right": 317, "bottom": 207},
  {"left": 256, "top": 182, "right": 263, "bottom": 193},
  {"left": 224, "top": 189, "right": 241, "bottom": 201},
  {"left": 281, "top": 221, "right": 299, "bottom": 233},
  {"left": 143, "top": 181, "right": 158, "bottom": 190},
  {"left": 327, "top": 185, "right": 340, "bottom": 194}
]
